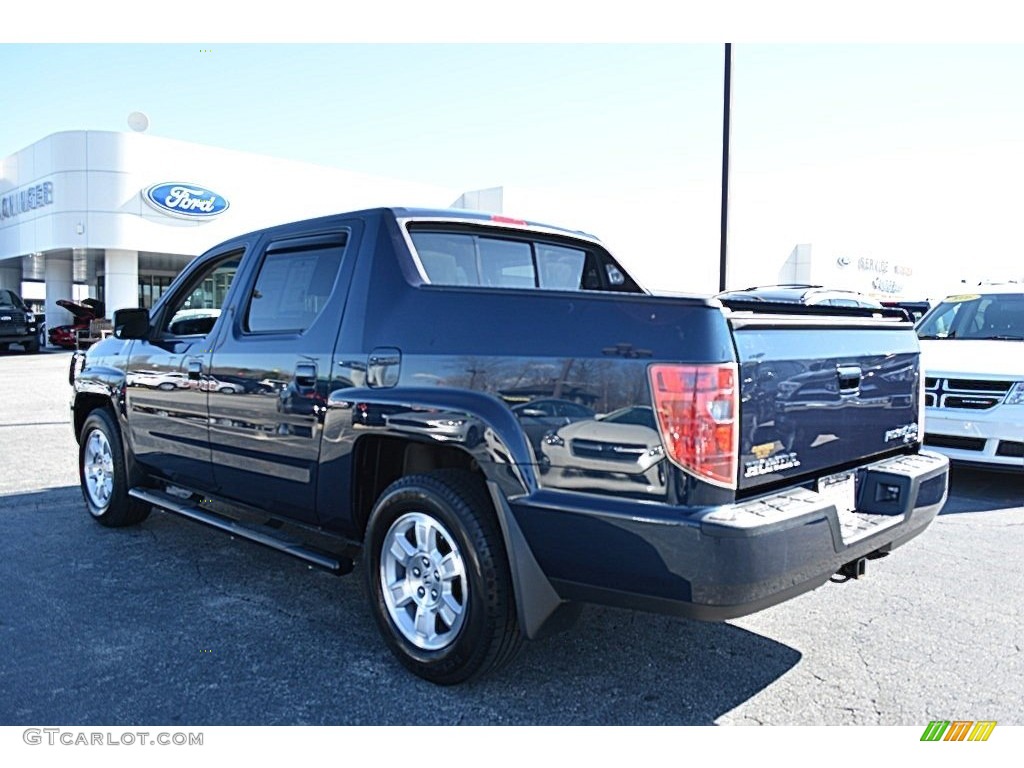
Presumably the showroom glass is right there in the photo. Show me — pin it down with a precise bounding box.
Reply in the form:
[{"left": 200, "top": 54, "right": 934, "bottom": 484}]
[
  {"left": 162, "top": 252, "right": 242, "bottom": 336},
  {"left": 244, "top": 240, "right": 347, "bottom": 333},
  {"left": 138, "top": 275, "right": 174, "bottom": 310}
]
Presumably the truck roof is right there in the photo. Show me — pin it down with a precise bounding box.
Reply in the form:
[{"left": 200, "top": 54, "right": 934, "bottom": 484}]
[{"left": 226, "top": 206, "right": 600, "bottom": 246}]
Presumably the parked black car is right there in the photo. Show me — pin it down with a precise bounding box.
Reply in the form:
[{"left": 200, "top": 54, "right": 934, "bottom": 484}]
[{"left": 0, "top": 288, "right": 41, "bottom": 353}]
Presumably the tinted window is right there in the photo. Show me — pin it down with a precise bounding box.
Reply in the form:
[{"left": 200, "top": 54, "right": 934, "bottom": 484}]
[
  {"left": 536, "top": 245, "right": 587, "bottom": 290},
  {"left": 411, "top": 232, "right": 534, "bottom": 288},
  {"left": 409, "top": 228, "right": 640, "bottom": 293},
  {"left": 245, "top": 240, "right": 346, "bottom": 333},
  {"left": 479, "top": 238, "right": 534, "bottom": 288}
]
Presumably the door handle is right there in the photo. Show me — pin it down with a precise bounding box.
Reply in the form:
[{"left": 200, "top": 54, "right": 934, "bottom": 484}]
[
  {"left": 187, "top": 360, "right": 202, "bottom": 380},
  {"left": 295, "top": 362, "right": 317, "bottom": 387}
]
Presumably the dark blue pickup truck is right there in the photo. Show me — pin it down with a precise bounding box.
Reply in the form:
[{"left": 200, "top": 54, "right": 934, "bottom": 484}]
[{"left": 70, "top": 207, "right": 949, "bottom": 683}]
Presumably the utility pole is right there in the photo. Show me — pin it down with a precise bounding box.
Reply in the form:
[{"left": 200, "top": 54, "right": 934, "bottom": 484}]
[{"left": 719, "top": 43, "right": 733, "bottom": 293}]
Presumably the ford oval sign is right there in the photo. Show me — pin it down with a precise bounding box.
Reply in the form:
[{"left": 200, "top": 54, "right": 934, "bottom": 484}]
[{"left": 143, "top": 182, "right": 229, "bottom": 219}]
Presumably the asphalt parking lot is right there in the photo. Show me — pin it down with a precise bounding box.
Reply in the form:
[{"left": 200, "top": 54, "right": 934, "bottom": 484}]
[{"left": 1, "top": 349, "right": 1021, "bottom": 725}]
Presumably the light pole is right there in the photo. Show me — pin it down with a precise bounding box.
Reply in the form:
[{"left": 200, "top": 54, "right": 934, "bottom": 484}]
[{"left": 719, "top": 43, "right": 732, "bottom": 293}]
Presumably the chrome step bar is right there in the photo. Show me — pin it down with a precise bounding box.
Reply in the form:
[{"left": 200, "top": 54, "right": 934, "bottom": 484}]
[{"left": 128, "top": 488, "right": 353, "bottom": 574}]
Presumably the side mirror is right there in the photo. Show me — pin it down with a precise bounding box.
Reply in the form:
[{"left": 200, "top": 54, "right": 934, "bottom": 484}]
[{"left": 113, "top": 307, "right": 150, "bottom": 340}]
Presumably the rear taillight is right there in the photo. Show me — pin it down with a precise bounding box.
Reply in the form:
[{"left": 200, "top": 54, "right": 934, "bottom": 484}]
[{"left": 649, "top": 363, "right": 738, "bottom": 489}]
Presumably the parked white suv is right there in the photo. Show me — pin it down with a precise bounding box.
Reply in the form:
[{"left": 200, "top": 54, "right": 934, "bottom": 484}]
[{"left": 917, "top": 285, "right": 1024, "bottom": 471}]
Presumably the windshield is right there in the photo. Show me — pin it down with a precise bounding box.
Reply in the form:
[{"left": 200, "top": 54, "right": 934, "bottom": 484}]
[
  {"left": 0, "top": 289, "right": 27, "bottom": 310},
  {"left": 917, "top": 292, "right": 1024, "bottom": 340}
]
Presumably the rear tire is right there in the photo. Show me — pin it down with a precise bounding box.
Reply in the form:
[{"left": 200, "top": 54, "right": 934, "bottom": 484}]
[
  {"left": 79, "top": 409, "right": 151, "bottom": 527},
  {"left": 364, "top": 469, "right": 522, "bottom": 684}
]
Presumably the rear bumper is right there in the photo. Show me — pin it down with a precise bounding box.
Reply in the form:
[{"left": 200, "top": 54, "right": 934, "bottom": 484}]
[{"left": 510, "top": 451, "right": 949, "bottom": 621}]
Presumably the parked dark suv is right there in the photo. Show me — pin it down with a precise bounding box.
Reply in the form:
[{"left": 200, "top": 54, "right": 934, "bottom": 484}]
[{"left": 0, "top": 289, "right": 41, "bottom": 353}]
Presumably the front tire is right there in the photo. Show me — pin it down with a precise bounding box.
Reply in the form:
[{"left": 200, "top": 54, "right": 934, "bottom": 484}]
[
  {"left": 364, "top": 469, "right": 522, "bottom": 684},
  {"left": 79, "top": 409, "right": 150, "bottom": 527}
]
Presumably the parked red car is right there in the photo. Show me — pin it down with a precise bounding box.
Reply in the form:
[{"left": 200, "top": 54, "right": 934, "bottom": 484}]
[{"left": 48, "top": 298, "right": 105, "bottom": 349}]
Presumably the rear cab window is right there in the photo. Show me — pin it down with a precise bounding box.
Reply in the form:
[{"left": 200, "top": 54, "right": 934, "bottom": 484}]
[{"left": 405, "top": 223, "right": 642, "bottom": 294}]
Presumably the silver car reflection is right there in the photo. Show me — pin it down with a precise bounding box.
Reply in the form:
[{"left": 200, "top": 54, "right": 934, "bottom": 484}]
[
  {"left": 384, "top": 410, "right": 483, "bottom": 446},
  {"left": 540, "top": 406, "right": 666, "bottom": 497}
]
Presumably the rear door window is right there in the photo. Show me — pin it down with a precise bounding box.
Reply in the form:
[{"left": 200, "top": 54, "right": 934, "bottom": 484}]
[{"left": 244, "top": 233, "right": 349, "bottom": 334}]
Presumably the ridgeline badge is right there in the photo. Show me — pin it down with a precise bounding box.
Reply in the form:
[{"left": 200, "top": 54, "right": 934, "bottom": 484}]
[
  {"left": 143, "top": 183, "right": 229, "bottom": 219},
  {"left": 744, "top": 451, "right": 801, "bottom": 478},
  {"left": 885, "top": 422, "right": 919, "bottom": 443}
]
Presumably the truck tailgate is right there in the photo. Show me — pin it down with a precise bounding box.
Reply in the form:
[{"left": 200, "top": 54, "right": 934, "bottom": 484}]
[{"left": 728, "top": 314, "right": 921, "bottom": 493}]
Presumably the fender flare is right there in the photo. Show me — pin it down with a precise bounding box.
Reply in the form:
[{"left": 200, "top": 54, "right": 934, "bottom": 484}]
[{"left": 326, "top": 386, "right": 578, "bottom": 638}]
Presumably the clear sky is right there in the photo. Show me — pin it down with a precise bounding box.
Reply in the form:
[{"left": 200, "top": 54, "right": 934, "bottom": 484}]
[{"left": 2, "top": 37, "right": 1023, "bottom": 296}]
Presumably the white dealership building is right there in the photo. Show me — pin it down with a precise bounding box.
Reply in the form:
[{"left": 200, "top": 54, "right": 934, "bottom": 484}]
[
  {"left": 0, "top": 131, "right": 455, "bottom": 334},
  {"left": 2, "top": 130, "right": 946, "bottom": 341}
]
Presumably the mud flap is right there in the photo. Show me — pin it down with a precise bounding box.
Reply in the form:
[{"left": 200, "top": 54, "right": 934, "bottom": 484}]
[{"left": 487, "top": 481, "right": 581, "bottom": 640}]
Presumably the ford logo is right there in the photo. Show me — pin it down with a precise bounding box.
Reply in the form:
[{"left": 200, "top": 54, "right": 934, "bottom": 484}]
[{"left": 143, "top": 182, "right": 229, "bottom": 219}]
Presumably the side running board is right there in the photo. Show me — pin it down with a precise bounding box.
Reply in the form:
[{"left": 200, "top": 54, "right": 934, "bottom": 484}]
[{"left": 128, "top": 488, "right": 354, "bottom": 575}]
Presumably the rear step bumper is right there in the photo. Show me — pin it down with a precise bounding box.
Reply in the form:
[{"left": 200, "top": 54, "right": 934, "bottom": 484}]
[
  {"left": 509, "top": 451, "right": 949, "bottom": 621},
  {"left": 128, "top": 488, "right": 354, "bottom": 575}
]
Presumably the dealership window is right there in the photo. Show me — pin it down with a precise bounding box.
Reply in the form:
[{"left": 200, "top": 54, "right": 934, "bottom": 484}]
[{"left": 138, "top": 275, "right": 174, "bottom": 309}]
